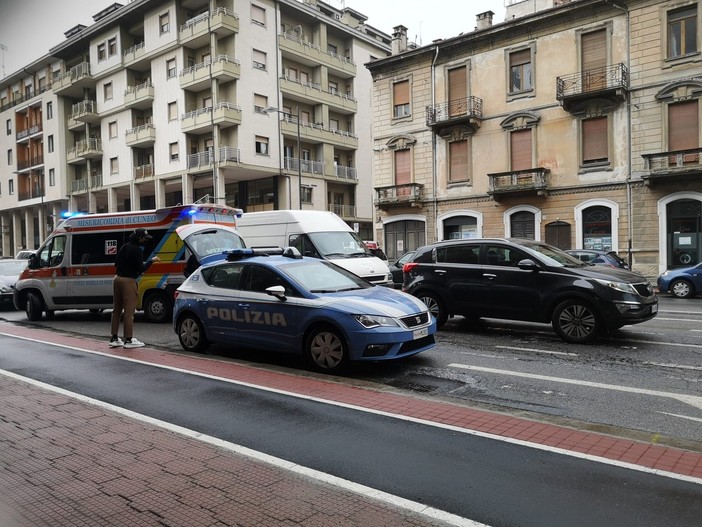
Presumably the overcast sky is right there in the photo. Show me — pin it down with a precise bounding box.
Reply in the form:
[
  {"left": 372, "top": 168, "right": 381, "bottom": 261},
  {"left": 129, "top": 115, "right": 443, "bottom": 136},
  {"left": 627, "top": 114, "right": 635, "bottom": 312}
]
[{"left": 0, "top": 0, "right": 506, "bottom": 78}]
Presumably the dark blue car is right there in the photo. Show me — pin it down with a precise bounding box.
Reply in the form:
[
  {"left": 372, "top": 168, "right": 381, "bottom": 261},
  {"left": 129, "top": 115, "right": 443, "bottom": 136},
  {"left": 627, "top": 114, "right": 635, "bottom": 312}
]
[
  {"left": 658, "top": 263, "right": 702, "bottom": 298},
  {"left": 173, "top": 248, "right": 436, "bottom": 373}
]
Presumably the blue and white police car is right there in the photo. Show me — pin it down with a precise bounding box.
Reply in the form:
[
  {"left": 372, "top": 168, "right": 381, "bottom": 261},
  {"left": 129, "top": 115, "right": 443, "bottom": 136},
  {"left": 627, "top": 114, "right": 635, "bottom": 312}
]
[{"left": 173, "top": 247, "right": 436, "bottom": 373}]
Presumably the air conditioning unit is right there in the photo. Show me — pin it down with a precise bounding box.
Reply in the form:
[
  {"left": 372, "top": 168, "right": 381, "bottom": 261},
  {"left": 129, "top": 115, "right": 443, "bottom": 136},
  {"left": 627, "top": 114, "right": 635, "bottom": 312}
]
[{"left": 334, "top": 14, "right": 340, "bottom": 20}]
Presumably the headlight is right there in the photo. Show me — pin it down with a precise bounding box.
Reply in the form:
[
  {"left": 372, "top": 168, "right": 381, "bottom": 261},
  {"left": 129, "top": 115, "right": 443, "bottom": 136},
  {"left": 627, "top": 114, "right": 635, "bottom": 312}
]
[
  {"left": 660, "top": 271, "right": 670, "bottom": 277},
  {"left": 353, "top": 314, "right": 399, "bottom": 329},
  {"left": 594, "top": 278, "right": 637, "bottom": 294}
]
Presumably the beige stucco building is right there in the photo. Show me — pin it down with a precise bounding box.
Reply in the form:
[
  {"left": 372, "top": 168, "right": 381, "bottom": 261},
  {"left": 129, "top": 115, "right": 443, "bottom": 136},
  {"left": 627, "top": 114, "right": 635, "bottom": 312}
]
[
  {"left": 367, "top": 0, "right": 701, "bottom": 280},
  {"left": 0, "top": 0, "right": 391, "bottom": 256}
]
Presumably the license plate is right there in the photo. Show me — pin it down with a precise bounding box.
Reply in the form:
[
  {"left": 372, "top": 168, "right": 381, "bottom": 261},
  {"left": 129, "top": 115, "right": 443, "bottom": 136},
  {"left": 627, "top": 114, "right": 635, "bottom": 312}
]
[
  {"left": 413, "top": 327, "right": 429, "bottom": 340},
  {"left": 651, "top": 304, "right": 658, "bottom": 313}
]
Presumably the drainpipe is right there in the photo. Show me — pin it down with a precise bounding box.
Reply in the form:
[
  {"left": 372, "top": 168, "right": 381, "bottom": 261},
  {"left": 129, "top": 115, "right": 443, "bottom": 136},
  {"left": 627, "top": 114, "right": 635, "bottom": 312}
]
[{"left": 431, "top": 44, "right": 439, "bottom": 241}]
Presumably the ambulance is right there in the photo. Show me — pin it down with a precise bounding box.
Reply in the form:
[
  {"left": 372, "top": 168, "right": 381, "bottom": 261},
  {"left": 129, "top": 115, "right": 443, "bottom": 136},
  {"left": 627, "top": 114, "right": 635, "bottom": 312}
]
[{"left": 13, "top": 204, "right": 245, "bottom": 322}]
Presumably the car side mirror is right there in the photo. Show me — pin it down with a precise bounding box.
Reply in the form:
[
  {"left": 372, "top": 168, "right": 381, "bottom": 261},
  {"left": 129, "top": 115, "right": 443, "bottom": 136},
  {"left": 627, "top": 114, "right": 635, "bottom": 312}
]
[
  {"left": 517, "top": 258, "right": 540, "bottom": 271},
  {"left": 28, "top": 253, "right": 40, "bottom": 270},
  {"left": 266, "top": 285, "right": 287, "bottom": 301}
]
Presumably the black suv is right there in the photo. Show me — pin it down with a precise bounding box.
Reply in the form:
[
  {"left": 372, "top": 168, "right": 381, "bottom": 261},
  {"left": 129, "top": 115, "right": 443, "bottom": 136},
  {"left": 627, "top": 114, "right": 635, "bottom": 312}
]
[{"left": 402, "top": 238, "right": 658, "bottom": 343}]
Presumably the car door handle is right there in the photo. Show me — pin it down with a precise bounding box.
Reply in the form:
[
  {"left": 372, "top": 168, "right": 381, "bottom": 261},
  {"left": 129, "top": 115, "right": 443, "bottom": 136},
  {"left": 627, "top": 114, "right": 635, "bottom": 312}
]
[
  {"left": 434, "top": 270, "right": 446, "bottom": 275},
  {"left": 482, "top": 273, "right": 497, "bottom": 280},
  {"left": 238, "top": 303, "right": 250, "bottom": 309}
]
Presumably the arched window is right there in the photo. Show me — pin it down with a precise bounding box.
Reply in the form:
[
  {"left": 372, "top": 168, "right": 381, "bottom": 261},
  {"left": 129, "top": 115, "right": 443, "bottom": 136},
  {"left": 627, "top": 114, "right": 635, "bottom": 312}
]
[{"left": 582, "top": 206, "right": 612, "bottom": 251}]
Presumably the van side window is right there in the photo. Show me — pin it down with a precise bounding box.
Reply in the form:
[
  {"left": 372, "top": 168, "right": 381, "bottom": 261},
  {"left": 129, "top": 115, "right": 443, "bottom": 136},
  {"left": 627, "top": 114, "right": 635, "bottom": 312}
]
[
  {"left": 38, "top": 235, "right": 67, "bottom": 267},
  {"left": 72, "top": 232, "right": 129, "bottom": 265},
  {"left": 289, "top": 234, "right": 321, "bottom": 258}
]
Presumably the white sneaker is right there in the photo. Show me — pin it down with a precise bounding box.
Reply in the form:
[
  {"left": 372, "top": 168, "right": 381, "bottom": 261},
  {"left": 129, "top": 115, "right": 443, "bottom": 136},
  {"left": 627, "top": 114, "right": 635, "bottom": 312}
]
[
  {"left": 109, "top": 337, "right": 124, "bottom": 347},
  {"left": 123, "top": 338, "right": 145, "bottom": 349}
]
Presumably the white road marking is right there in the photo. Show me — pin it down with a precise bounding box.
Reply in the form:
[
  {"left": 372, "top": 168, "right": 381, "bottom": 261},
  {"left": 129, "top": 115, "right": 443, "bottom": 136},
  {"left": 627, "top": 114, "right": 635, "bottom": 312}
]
[
  {"left": 657, "top": 412, "right": 702, "bottom": 423},
  {"left": 619, "top": 338, "right": 702, "bottom": 350},
  {"left": 448, "top": 363, "right": 702, "bottom": 411},
  {"left": 495, "top": 345, "right": 577, "bottom": 357},
  {"left": 644, "top": 362, "right": 702, "bottom": 372}
]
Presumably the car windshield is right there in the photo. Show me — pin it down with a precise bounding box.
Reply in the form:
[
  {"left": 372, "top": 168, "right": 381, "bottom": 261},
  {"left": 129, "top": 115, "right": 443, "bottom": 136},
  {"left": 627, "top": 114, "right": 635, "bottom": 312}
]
[
  {"left": 0, "top": 260, "right": 28, "bottom": 275},
  {"left": 516, "top": 240, "right": 587, "bottom": 267},
  {"left": 186, "top": 229, "right": 245, "bottom": 258},
  {"left": 280, "top": 260, "right": 371, "bottom": 292},
  {"left": 307, "top": 231, "right": 371, "bottom": 258}
]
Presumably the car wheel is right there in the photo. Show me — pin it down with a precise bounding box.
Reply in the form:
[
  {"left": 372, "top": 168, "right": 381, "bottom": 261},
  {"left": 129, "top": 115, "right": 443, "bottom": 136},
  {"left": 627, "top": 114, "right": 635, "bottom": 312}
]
[
  {"left": 670, "top": 279, "right": 694, "bottom": 299},
  {"left": 551, "top": 299, "right": 601, "bottom": 344},
  {"left": 177, "top": 314, "right": 209, "bottom": 353},
  {"left": 26, "top": 292, "right": 43, "bottom": 322},
  {"left": 418, "top": 292, "right": 448, "bottom": 328},
  {"left": 305, "top": 325, "right": 347, "bottom": 374},
  {"left": 143, "top": 291, "right": 172, "bottom": 323}
]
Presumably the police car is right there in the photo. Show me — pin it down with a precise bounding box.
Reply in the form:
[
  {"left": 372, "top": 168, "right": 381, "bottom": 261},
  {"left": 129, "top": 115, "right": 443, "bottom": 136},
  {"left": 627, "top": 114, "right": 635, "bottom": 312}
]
[{"left": 173, "top": 247, "right": 436, "bottom": 373}]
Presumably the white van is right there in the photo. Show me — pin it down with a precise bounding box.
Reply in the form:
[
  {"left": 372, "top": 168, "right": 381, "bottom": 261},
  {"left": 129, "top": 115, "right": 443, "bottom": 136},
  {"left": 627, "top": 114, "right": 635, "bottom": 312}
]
[{"left": 236, "top": 210, "right": 393, "bottom": 287}]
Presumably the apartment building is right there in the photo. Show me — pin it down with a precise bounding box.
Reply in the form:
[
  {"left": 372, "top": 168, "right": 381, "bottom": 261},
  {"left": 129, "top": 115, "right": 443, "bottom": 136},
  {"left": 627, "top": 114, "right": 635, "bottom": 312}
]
[
  {"left": 0, "top": 0, "right": 391, "bottom": 256},
  {"left": 366, "top": 0, "right": 701, "bottom": 280}
]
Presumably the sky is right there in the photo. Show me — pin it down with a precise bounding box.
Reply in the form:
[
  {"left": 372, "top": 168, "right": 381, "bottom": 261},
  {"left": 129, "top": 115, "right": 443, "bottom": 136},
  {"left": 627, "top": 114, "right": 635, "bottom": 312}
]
[{"left": 0, "top": 0, "right": 506, "bottom": 78}]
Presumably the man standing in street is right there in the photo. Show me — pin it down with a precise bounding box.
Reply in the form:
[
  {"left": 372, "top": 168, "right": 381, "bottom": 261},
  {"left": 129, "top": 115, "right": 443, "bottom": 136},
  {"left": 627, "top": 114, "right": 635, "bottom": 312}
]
[{"left": 109, "top": 228, "right": 161, "bottom": 348}]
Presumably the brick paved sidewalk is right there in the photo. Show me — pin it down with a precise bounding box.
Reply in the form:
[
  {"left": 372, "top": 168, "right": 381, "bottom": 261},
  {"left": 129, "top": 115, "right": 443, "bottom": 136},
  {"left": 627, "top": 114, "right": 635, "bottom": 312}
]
[{"left": 0, "top": 375, "right": 455, "bottom": 527}]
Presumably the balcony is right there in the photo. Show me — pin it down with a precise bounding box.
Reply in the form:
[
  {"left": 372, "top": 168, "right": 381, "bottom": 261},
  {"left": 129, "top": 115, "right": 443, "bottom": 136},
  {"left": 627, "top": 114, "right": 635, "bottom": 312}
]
[
  {"left": 16, "top": 154, "right": 44, "bottom": 172},
  {"left": 125, "top": 124, "right": 156, "bottom": 147},
  {"left": 333, "top": 165, "right": 357, "bottom": 180},
  {"left": 123, "top": 41, "right": 147, "bottom": 69},
  {"left": 71, "top": 178, "right": 88, "bottom": 193},
  {"left": 426, "top": 96, "right": 483, "bottom": 135},
  {"left": 284, "top": 157, "right": 324, "bottom": 175},
  {"left": 16, "top": 124, "right": 43, "bottom": 142},
  {"left": 279, "top": 75, "right": 357, "bottom": 113},
  {"left": 278, "top": 32, "right": 356, "bottom": 78},
  {"left": 187, "top": 146, "right": 241, "bottom": 174},
  {"left": 180, "top": 55, "right": 240, "bottom": 92},
  {"left": 70, "top": 100, "right": 99, "bottom": 124},
  {"left": 67, "top": 138, "right": 103, "bottom": 165},
  {"left": 124, "top": 81, "right": 154, "bottom": 110},
  {"left": 329, "top": 204, "right": 357, "bottom": 220},
  {"left": 179, "top": 8, "right": 239, "bottom": 48},
  {"left": 641, "top": 147, "right": 702, "bottom": 187},
  {"left": 280, "top": 116, "right": 358, "bottom": 149},
  {"left": 374, "top": 183, "right": 423, "bottom": 209},
  {"left": 181, "top": 102, "right": 242, "bottom": 134},
  {"left": 556, "top": 63, "right": 628, "bottom": 114},
  {"left": 52, "top": 62, "right": 94, "bottom": 97},
  {"left": 487, "top": 168, "right": 549, "bottom": 200},
  {"left": 135, "top": 164, "right": 154, "bottom": 179}
]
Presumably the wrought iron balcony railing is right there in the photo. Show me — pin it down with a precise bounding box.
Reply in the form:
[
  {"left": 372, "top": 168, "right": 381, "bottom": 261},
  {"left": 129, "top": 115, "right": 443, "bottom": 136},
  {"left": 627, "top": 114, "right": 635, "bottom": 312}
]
[
  {"left": 556, "top": 63, "right": 628, "bottom": 100},
  {"left": 426, "top": 96, "right": 483, "bottom": 127}
]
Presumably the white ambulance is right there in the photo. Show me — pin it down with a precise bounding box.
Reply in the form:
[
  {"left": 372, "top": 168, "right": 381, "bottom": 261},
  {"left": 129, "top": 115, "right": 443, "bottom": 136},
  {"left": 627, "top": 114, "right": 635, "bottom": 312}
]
[
  {"left": 13, "top": 204, "right": 244, "bottom": 322},
  {"left": 235, "top": 210, "right": 393, "bottom": 287}
]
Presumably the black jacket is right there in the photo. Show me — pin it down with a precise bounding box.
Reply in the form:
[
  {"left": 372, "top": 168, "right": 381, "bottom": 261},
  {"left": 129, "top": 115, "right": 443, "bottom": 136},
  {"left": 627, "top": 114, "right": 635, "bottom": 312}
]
[{"left": 115, "top": 242, "right": 154, "bottom": 279}]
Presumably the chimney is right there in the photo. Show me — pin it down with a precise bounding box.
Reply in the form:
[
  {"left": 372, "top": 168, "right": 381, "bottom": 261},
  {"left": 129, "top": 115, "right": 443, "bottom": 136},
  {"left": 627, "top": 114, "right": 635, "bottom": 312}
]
[
  {"left": 476, "top": 11, "right": 494, "bottom": 30},
  {"left": 392, "top": 25, "right": 408, "bottom": 55}
]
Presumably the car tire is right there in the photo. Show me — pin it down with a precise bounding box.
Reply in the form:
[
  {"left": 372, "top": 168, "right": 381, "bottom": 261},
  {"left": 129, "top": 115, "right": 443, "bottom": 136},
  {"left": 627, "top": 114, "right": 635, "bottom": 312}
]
[
  {"left": 551, "top": 299, "right": 601, "bottom": 344},
  {"left": 26, "top": 292, "right": 43, "bottom": 322},
  {"left": 177, "top": 313, "right": 209, "bottom": 353},
  {"left": 670, "top": 278, "right": 694, "bottom": 299},
  {"left": 143, "top": 291, "right": 172, "bottom": 323},
  {"left": 305, "top": 325, "right": 348, "bottom": 374},
  {"left": 418, "top": 292, "right": 448, "bottom": 328}
]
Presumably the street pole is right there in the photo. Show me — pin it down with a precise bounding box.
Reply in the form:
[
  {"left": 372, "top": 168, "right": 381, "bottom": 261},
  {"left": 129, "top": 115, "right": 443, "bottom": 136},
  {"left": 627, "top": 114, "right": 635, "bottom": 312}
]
[{"left": 295, "top": 107, "right": 302, "bottom": 210}]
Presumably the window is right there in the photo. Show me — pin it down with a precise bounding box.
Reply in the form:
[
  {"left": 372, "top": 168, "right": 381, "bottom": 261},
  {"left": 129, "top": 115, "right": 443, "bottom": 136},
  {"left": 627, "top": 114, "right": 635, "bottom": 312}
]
[
  {"left": 7, "top": 149, "right": 12, "bottom": 164},
  {"left": 9, "top": 179, "right": 14, "bottom": 195},
  {"left": 97, "top": 43, "right": 106, "bottom": 61},
  {"left": 49, "top": 168, "right": 55, "bottom": 186},
  {"left": 668, "top": 7, "right": 697, "bottom": 59},
  {"left": 254, "top": 94, "right": 268, "bottom": 113},
  {"left": 582, "top": 116, "right": 608, "bottom": 165},
  {"left": 253, "top": 49, "right": 267, "bottom": 70},
  {"left": 327, "top": 43, "right": 338, "bottom": 55},
  {"left": 46, "top": 102, "right": 53, "bottom": 119},
  {"left": 301, "top": 186, "right": 313, "bottom": 204},
  {"left": 168, "top": 101, "right": 178, "bottom": 121},
  {"left": 329, "top": 81, "right": 338, "bottom": 94},
  {"left": 668, "top": 100, "right": 699, "bottom": 165},
  {"left": 167, "top": 58, "right": 177, "bottom": 79},
  {"left": 108, "top": 37, "right": 117, "bottom": 56},
  {"left": 202, "top": 96, "right": 212, "bottom": 109},
  {"left": 6, "top": 119, "right": 10, "bottom": 135},
  {"left": 330, "top": 118, "right": 339, "bottom": 131},
  {"left": 509, "top": 48, "right": 533, "bottom": 93},
  {"left": 109, "top": 121, "right": 118, "bottom": 139},
  {"left": 582, "top": 206, "right": 612, "bottom": 250},
  {"left": 170, "top": 142, "right": 179, "bottom": 161},
  {"left": 255, "top": 136, "right": 269, "bottom": 155},
  {"left": 393, "top": 80, "right": 410, "bottom": 118},
  {"left": 48, "top": 135, "right": 54, "bottom": 153},
  {"left": 581, "top": 30, "right": 606, "bottom": 92},
  {"left": 449, "top": 140, "right": 469, "bottom": 182},
  {"left": 160, "top": 12, "right": 170, "bottom": 34},
  {"left": 251, "top": 4, "right": 266, "bottom": 26},
  {"left": 510, "top": 129, "right": 532, "bottom": 171},
  {"left": 110, "top": 157, "right": 119, "bottom": 174},
  {"left": 448, "top": 67, "right": 467, "bottom": 117},
  {"left": 104, "top": 82, "right": 113, "bottom": 101},
  {"left": 394, "top": 149, "right": 411, "bottom": 193}
]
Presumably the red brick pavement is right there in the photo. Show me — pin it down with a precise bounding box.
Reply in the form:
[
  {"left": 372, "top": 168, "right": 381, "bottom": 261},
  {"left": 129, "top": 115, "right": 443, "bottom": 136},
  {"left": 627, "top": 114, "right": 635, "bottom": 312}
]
[{"left": 1, "top": 321, "right": 701, "bottom": 526}]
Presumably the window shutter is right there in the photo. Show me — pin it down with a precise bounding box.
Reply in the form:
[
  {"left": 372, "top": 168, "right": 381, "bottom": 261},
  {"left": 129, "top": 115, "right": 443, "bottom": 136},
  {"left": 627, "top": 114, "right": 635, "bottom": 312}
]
[
  {"left": 582, "top": 117, "right": 608, "bottom": 162},
  {"left": 669, "top": 100, "right": 698, "bottom": 151},
  {"left": 393, "top": 81, "right": 409, "bottom": 105},
  {"left": 582, "top": 30, "right": 607, "bottom": 71},
  {"left": 394, "top": 149, "right": 410, "bottom": 185},
  {"left": 511, "top": 129, "right": 532, "bottom": 171},
  {"left": 449, "top": 141, "right": 468, "bottom": 181},
  {"left": 448, "top": 67, "right": 467, "bottom": 117}
]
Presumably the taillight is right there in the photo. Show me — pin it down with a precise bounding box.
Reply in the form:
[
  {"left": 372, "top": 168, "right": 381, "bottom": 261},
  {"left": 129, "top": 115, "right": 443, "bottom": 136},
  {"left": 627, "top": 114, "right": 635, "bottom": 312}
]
[{"left": 403, "top": 262, "right": 418, "bottom": 273}]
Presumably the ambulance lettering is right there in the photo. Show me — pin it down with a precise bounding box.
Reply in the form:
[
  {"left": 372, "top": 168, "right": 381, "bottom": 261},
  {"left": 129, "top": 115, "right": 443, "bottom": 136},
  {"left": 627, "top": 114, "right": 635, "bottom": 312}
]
[{"left": 206, "top": 307, "right": 287, "bottom": 327}]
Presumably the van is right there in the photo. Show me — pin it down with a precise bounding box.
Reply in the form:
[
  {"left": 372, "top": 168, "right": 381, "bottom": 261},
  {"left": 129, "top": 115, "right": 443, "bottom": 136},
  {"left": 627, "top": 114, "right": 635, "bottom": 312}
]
[
  {"left": 236, "top": 210, "right": 393, "bottom": 286},
  {"left": 13, "top": 204, "right": 245, "bottom": 322}
]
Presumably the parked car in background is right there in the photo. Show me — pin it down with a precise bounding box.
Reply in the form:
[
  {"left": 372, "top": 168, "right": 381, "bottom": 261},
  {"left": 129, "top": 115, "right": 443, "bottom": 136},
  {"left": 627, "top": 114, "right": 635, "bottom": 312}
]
[
  {"left": 363, "top": 241, "right": 389, "bottom": 265},
  {"left": 565, "top": 249, "right": 630, "bottom": 270},
  {"left": 173, "top": 247, "right": 436, "bottom": 374},
  {"left": 657, "top": 262, "right": 702, "bottom": 298},
  {"left": 15, "top": 250, "right": 35, "bottom": 260},
  {"left": 403, "top": 238, "right": 658, "bottom": 343},
  {"left": 389, "top": 251, "right": 416, "bottom": 288},
  {"left": 0, "top": 259, "right": 28, "bottom": 308}
]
